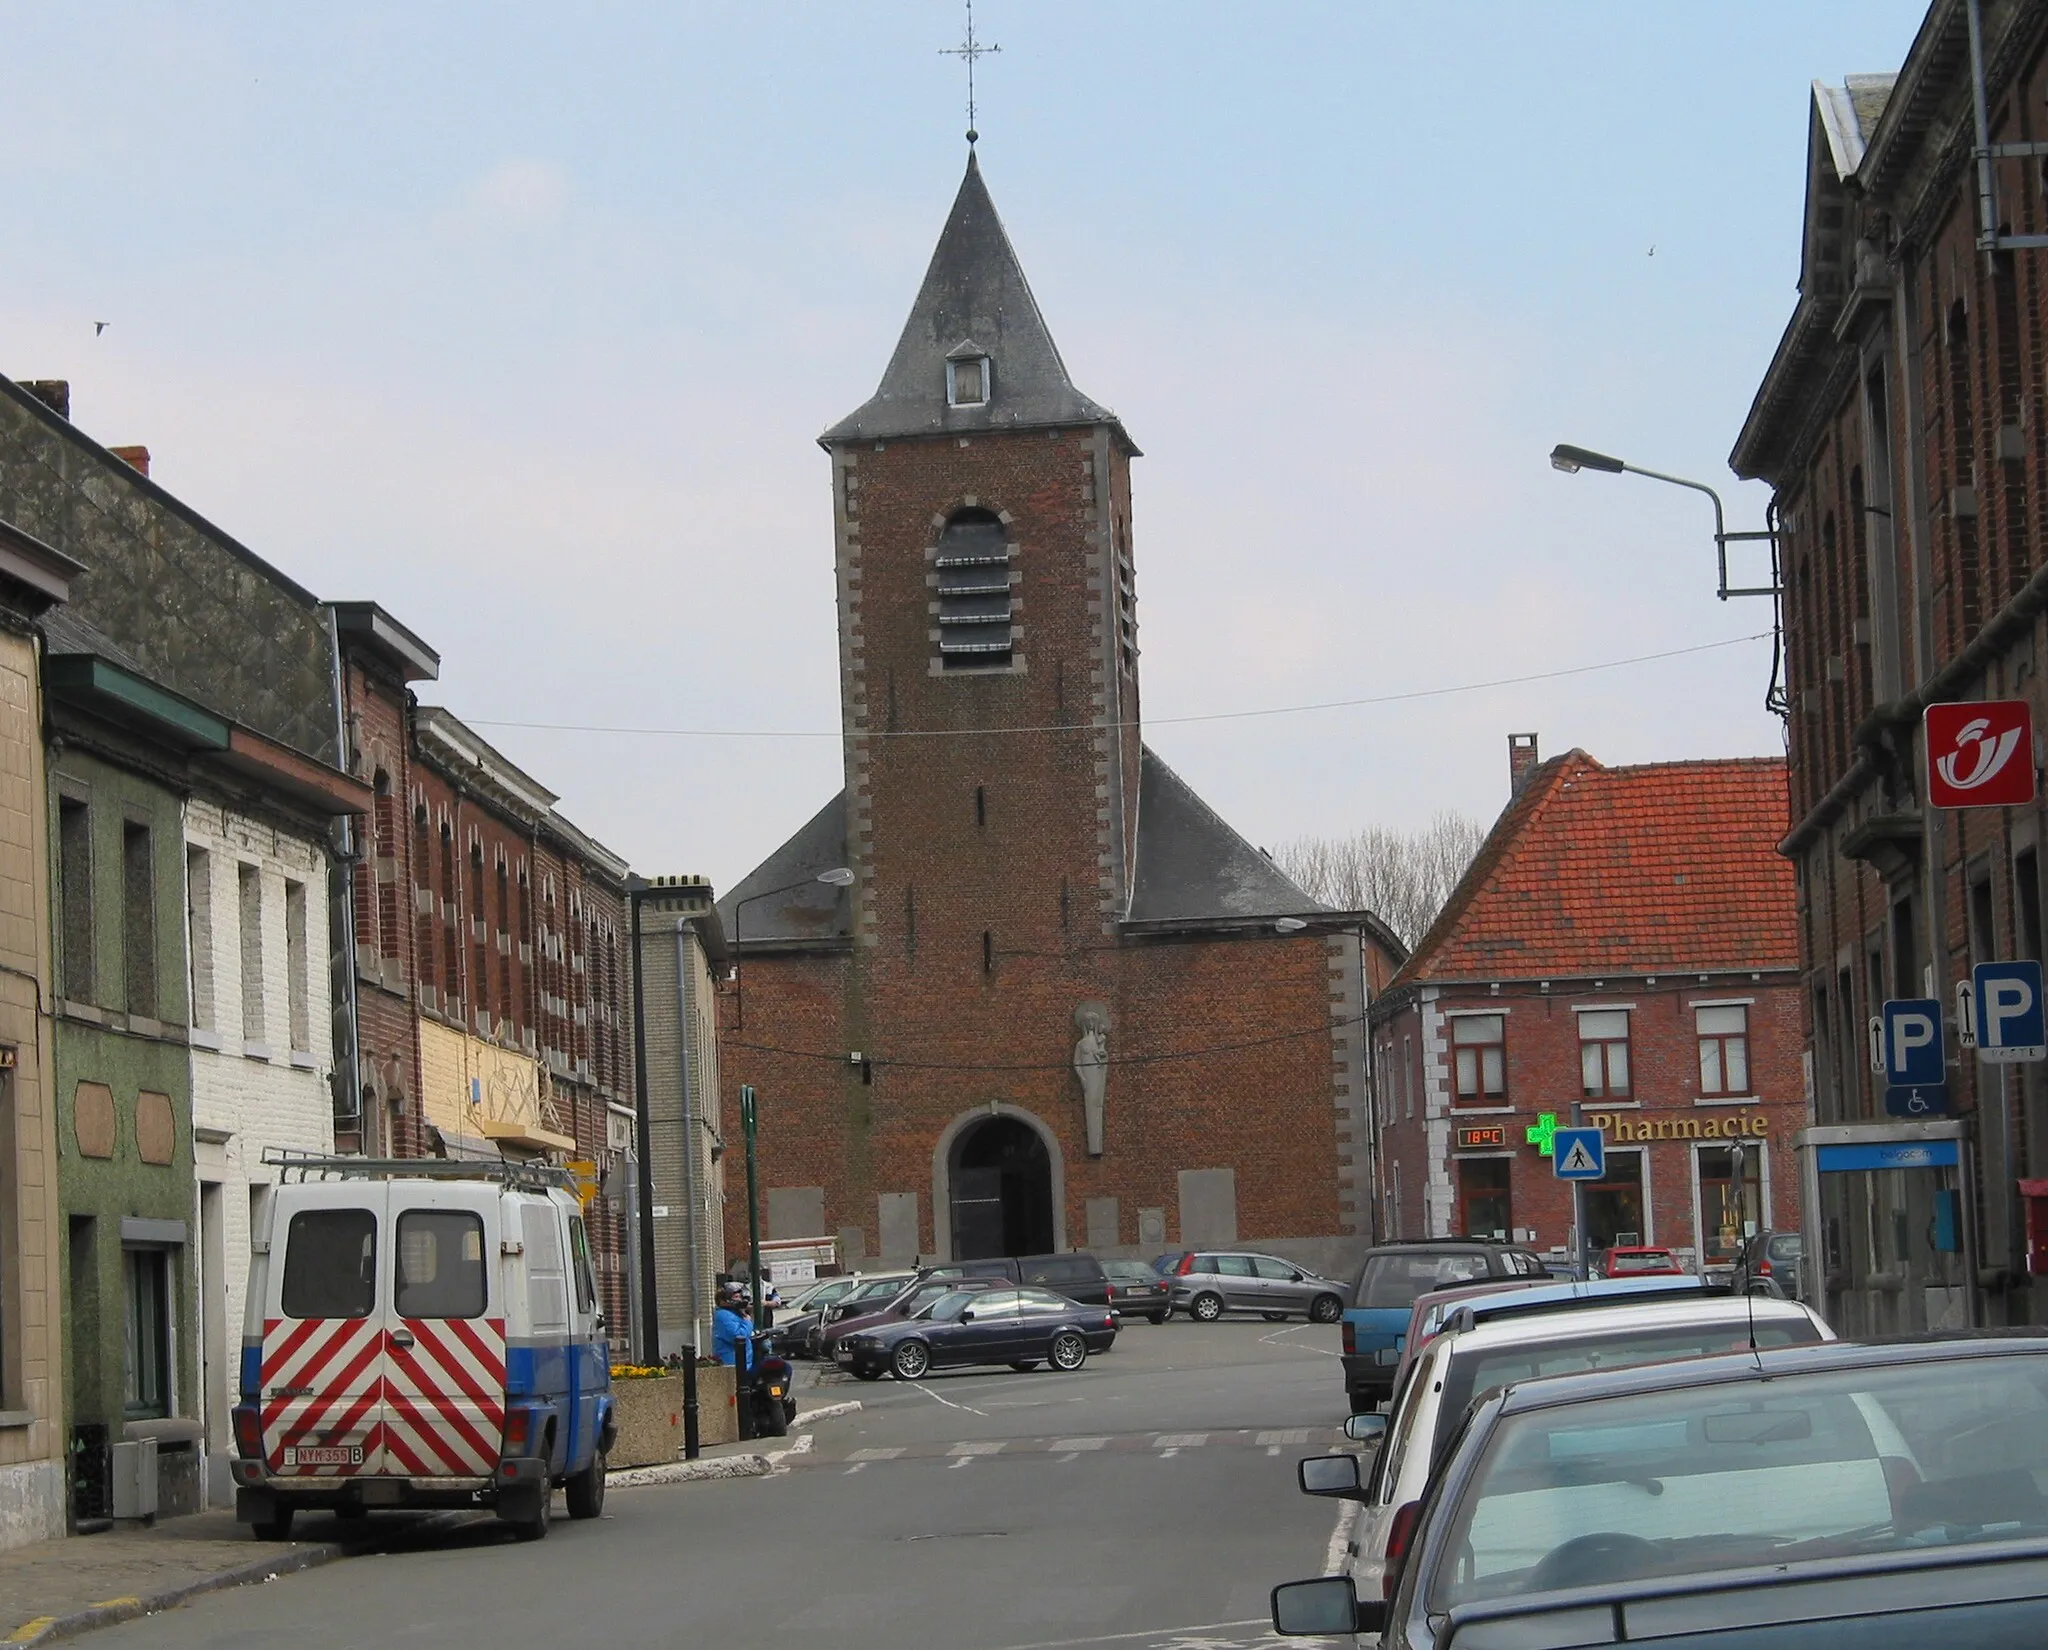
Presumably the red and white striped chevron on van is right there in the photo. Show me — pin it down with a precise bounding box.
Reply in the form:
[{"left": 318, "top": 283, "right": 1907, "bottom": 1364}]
[
  {"left": 384, "top": 1317, "right": 507, "bottom": 1478},
  {"left": 261, "top": 1316, "right": 385, "bottom": 1477}
]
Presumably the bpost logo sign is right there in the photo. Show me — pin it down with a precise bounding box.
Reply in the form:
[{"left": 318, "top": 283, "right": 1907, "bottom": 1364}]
[{"left": 1925, "top": 700, "right": 2037, "bottom": 809}]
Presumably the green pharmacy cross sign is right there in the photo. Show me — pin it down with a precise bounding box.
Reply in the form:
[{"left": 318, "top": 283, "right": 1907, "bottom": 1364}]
[{"left": 1526, "top": 1112, "right": 1560, "bottom": 1158}]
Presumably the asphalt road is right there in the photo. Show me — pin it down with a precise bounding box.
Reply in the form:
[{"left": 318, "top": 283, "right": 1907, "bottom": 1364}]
[{"left": 93, "top": 1316, "right": 1354, "bottom": 1650}]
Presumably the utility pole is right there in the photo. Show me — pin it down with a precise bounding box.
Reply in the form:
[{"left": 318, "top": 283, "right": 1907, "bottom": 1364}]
[{"left": 741, "top": 1083, "right": 763, "bottom": 1320}]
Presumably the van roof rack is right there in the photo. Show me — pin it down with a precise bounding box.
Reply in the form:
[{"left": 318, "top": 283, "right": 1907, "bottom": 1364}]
[{"left": 261, "top": 1148, "right": 574, "bottom": 1192}]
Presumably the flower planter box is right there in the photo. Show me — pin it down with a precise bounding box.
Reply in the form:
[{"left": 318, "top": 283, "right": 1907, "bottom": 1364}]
[{"left": 609, "top": 1366, "right": 738, "bottom": 1466}]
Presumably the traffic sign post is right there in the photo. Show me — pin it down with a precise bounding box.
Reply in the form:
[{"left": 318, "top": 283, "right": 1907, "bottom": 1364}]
[
  {"left": 1875, "top": 997, "right": 1951, "bottom": 1118},
  {"left": 1925, "top": 700, "right": 2037, "bottom": 809},
  {"left": 1959, "top": 960, "right": 2048, "bottom": 1064}
]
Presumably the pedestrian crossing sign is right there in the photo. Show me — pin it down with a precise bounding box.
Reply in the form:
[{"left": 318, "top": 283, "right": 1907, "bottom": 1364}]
[{"left": 1553, "top": 1127, "right": 1606, "bottom": 1181}]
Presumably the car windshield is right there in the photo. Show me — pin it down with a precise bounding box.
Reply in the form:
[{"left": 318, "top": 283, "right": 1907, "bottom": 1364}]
[
  {"left": 1608, "top": 1251, "right": 1676, "bottom": 1273},
  {"left": 1431, "top": 1315, "right": 1824, "bottom": 1464},
  {"left": 1104, "top": 1261, "right": 1156, "bottom": 1282},
  {"left": 1357, "top": 1252, "right": 1491, "bottom": 1310},
  {"left": 1767, "top": 1235, "right": 1804, "bottom": 1262},
  {"left": 1426, "top": 1351, "right": 2048, "bottom": 1610}
]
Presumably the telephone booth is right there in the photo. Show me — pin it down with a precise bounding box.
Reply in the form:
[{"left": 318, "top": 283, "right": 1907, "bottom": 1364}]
[{"left": 1797, "top": 1119, "right": 1977, "bottom": 1338}]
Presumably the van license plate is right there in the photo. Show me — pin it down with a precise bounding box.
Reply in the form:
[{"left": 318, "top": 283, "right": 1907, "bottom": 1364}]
[{"left": 284, "top": 1445, "right": 363, "bottom": 1467}]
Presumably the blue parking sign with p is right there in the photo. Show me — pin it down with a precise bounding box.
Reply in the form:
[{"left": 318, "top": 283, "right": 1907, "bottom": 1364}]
[
  {"left": 1971, "top": 961, "right": 2048, "bottom": 1063},
  {"left": 1880, "top": 999, "right": 1946, "bottom": 1085}
]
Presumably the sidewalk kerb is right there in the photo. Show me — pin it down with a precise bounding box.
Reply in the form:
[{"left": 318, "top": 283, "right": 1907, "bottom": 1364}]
[
  {"left": 605, "top": 1453, "right": 771, "bottom": 1488},
  {"left": 798, "top": 1399, "right": 863, "bottom": 1424}
]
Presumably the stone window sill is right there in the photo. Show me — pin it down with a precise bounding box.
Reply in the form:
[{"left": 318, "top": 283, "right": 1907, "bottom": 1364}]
[
  {"left": 189, "top": 1028, "right": 223, "bottom": 1052},
  {"left": 1694, "top": 1095, "right": 1759, "bottom": 1107},
  {"left": 243, "top": 1043, "right": 274, "bottom": 1063},
  {"left": 1451, "top": 1104, "right": 1516, "bottom": 1116},
  {"left": 0, "top": 1408, "right": 35, "bottom": 1429},
  {"left": 290, "top": 1051, "right": 318, "bottom": 1070}
]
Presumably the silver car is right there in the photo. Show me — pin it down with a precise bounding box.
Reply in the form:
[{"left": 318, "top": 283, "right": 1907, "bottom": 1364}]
[{"left": 1170, "top": 1252, "right": 1347, "bottom": 1323}]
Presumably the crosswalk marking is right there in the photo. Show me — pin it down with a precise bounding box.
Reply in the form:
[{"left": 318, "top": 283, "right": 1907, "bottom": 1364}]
[
  {"left": 849, "top": 1447, "right": 905, "bottom": 1461},
  {"left": 1051, "top": 1437, "right": 1111, "bottom": 1451},
  {"left": 948, "top": 1441, "right": 1005, "bottom": 1456},
  {"left": 1255, "top": 1429, "right": 1310, "bottom": 1445},
  {"left": 1154, "top": 1433, "right": 1208, "bottom": 1449}
]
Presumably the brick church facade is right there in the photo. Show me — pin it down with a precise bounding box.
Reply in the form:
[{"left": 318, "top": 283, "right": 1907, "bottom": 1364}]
[{"left": 720, "top": 153, "right": 1401, "bottom": 1272}]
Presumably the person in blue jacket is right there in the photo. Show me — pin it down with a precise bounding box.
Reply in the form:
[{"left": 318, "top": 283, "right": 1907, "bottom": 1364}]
[{"left": 712, "top": 1282, "right": 755, "bottom": 1373}]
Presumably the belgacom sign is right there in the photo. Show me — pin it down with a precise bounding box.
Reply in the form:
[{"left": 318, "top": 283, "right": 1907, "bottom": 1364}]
[{"left": 1925, "top": 700, "right": 2038, "bottom": 809}]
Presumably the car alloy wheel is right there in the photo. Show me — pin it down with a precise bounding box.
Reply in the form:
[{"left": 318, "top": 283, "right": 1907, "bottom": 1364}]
[
  {"left": 1191, "top": 1291, "right": 1223, "bottom": 1322},
  {"left": 1309, "top": 1293, "right": 1343, "bottom": 1323},
  {"left": 891, "top": 1339, "right": 930, "bottom": 1380},
  {"left": 1049, "top": 1331, "right": 1087, "bottom": 1371}
]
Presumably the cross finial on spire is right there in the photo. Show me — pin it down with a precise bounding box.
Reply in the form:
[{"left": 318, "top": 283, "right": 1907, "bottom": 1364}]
[{"left": 940, "top": 0, "right": 1000, "bottom": 147}]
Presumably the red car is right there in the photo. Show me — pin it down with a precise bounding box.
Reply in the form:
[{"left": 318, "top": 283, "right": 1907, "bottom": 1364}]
[{"left": 1597, "top": 1245, "right": 1686, "bottom": 1278}]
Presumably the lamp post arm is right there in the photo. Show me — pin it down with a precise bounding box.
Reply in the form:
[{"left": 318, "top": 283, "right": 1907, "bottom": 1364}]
[{"left": 1618, "top": 463, "right": 1728, "bottom": 545}]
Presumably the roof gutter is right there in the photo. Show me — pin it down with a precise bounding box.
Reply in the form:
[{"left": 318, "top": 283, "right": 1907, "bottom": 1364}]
[{"left": 1780, "top": 547, "right": 2048, "bottom": 856}]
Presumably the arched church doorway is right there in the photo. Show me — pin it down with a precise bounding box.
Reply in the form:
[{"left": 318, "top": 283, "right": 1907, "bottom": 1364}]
[{"left": 948, "top": 1115, "right": 1055, "bottom": 1260}]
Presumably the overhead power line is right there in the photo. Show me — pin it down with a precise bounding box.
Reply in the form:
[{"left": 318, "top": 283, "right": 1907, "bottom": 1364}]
[{"left": 465, "top": 632, "right": 1771, "bottom": 743}]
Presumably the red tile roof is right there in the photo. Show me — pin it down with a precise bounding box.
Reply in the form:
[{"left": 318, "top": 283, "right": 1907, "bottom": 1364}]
[{"left": 1393, "top": 751, "right": 1796, "bottom": 985}]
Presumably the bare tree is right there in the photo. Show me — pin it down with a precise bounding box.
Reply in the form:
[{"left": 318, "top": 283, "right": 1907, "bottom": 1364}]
[{"left": 1273, "top": 811, "right": 1489, "bottom": 950}]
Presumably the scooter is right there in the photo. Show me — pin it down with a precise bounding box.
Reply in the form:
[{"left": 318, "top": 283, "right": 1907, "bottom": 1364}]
[{"left": 736, "top": 1330, "right": 797, "bottom": 1440}]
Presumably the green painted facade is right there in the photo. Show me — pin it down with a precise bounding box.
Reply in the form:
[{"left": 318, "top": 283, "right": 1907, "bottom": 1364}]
[{"left": 47, "top": 747, "right": 197, "bottom": 1471}]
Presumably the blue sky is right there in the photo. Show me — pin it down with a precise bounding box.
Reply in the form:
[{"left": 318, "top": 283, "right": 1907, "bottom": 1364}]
[{"left": 0, "top": 2, "right": 1931, "bottom": 886}]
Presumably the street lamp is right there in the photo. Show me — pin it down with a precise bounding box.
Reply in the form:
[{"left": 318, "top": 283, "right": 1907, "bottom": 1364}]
[
  {"left": 1548, "top": 443, "right": 1778, "bottom": 602},
  {"left": 730, "top": 867, "right": 853, "bottom": 1032}
]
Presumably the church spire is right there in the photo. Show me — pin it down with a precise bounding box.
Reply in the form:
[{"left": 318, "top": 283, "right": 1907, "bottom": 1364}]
[{"left": 820, "top": 153, "right": 1120, "bottom": 446}]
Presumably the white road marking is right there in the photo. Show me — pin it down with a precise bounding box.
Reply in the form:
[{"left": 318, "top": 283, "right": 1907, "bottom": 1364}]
[
  {"left": 1323, "top": 1497, "right": 1361, "bottom": 1575},
  {"left": 949, "top": 1456, "right": 974, "bottom": 1470},
  {"left": 1259, "top": 1324, "right": 1340, "bottom": 1358},
  {"left": 843, "top": 1462, "right": 867, "bottom": 1475},
  {"left": 906, "top": 1382, "right": 990, "bottom": 1418},
  {"left": 1051, "top": 1437, "right": 1110, "bottom": 1451},
  {"left": 988, "top": 1620, "right": 1267, "bottom": 1650},
  {"left": 1265, "top": 1445, "right": 1280, "bottom": 1457},
  {"left": 848, "top": 1447, "right": 905, "bottom": 1461},
  {"left": 1154, "top": 1433, "right": 1208, "bottom": 1448},
  {"left": 1255, "top": 1429, "right": 1310, "bottom": 1445},
  {"left": 949, "top": 1441, "right": 1005, "bottom": 1455},
  {"left": 1053, "top": 1451, "right": 1078, "bottom": 1463},
  {"left": 1159, "top": 1448, "right": 1179, "bottom": 1457}
]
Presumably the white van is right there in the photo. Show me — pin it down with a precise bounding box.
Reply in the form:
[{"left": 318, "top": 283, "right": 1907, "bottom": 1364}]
[{"left": 229, "top": 1154, "right": 614, "bottom": 1541}]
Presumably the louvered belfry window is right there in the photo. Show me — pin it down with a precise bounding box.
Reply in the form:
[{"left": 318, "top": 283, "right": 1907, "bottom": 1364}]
[{"left": 935, "top": 508, "right": 1014, "bottom": 669}]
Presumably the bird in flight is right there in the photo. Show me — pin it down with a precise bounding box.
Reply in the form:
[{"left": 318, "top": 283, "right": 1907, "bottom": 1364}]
[{"left": 94, "top": 321, "right": 109, "bottom": 336}]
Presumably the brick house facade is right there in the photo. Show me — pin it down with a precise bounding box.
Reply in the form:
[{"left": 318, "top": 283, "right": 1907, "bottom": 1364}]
[
  {"left": 1370, "top": 746, "right": 1804, "bottom": 1273},
  {"left": 334, "top": 608, "right": 639, "bottom": 1333},
  {"left": 1731, "top": 0, "right": 2048, "bottom": 1333},
  {"left": 719, "top": 154, "right": 1401, "bottom": 1277}
]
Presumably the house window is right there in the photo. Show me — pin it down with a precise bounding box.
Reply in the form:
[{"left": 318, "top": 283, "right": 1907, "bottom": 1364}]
[
  {"left": 123, "top": 822, "right": 156, "bottom": 1019},
  {"left": 1458, "top": 1158, "right": 1511, "bottom": 1239},
  {"left": 239, "top": 864, "right": 265, "bottom": 1044},
  {"left": 1451, "top": 1014, "right": 1506, "bottom": 1103},
  {"left": 285, "top": 879, "right": 310, "bottom": 1053},
  {"left": 123, "top": 1246, "right": 172, "bottom": 1419},
  {"left": 935, "top": 508, "right": 1015, "bottom": 670},
  {"left": 1697, "top": 1005, "right": 1750, "bottom": 1097},
  {"left": 1696, "top": 1143, "right": 1763, "bottom": 1266},
  {"left": 1577, "top": 1009, "right": 1630, "bottom": 1099},
  {"left": 946, "top": 355, "right": 988, "bottom": 406},
  {"left": 1401, "top": 1035, "right": 1414, "bottom": 1119},
  {"left": 58, "top": 797, "right": 92, "bottom": 1001},
  {"left": 186, "top": 846, "right": 214, "bottom": 1032}
]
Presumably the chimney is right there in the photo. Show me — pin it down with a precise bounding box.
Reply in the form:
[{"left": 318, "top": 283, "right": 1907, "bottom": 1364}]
[
  {"left": 1508, "top": 732, "right": 1540, "bottom": 793},
  {"left": 22, "top": 380, "right": 69, "bottom": 420},
  {"left": 108, "top": 445, "right": 150, "bottom": 478}
]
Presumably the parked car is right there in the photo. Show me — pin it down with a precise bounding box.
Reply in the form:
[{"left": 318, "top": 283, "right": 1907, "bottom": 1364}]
[
  {"left": 802, "top": 1270, "right": 923, "bottom": 1357},
  {"left": 1341, "top": 1239, "right": 1546, "bottom": 1413},
  {"left": 1151, "top": 1252, "right": 1191, "bottom": 1274},
  {"left": 1275, "top": 1334, "right": 2048, "bottom": 1646},
  {"left": 1735, "top": 1227, "right": 1807, "bottom": 1300},
  {"left": 1168, "top": 1251, "right": 1349, "bottom": 1324},
  {"left": 1102, "top": 1259, "right": 1171, "bottom": 1323},
  {"left": 818, "top": 1275, "right": 996, "bottom": 1362},
  {"left": 1383, "top": 1277, "right": 1543, "bottom": 1400},
  {"left": 1307, "top": 1292, "right": 1832, "bottom": 1602},
  {"left": 835, "top": 1286, "right": 1118, "bottom": 1380},
  {"left": 1596, "top": 1243, "right": 1686, "bottom": 1277},
  {"left": 928, "top": 1251, "right": 1114, "bottom": 1306}
]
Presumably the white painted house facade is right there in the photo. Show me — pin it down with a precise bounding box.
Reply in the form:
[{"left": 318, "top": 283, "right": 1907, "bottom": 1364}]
[{"left": 183, "top": 797, "right": 335, "bottom": 1503}]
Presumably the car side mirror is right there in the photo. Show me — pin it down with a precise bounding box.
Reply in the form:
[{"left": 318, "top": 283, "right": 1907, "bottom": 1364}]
[
  {"left": 960, "top": 1309, "right": 977, "bottom": 1322},
  {"left": 1298, "top": 1453, "right": 1366, "bottom": 1501},
  {"left": 1343, "top": 1412, "right": 1388, "bottom": 1446},
  {"left": 1289, "top": 1269, "right": 1305, "bottom": 1282},
  {"left": 1271, "top": 1577, "right": 1385, "bottom": 1637},
  {"left": 594, "top": 1314, "right": 608, "bottom": 1333}
]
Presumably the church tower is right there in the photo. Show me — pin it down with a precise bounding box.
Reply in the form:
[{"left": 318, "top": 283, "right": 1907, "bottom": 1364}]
[
  {"left": 720, "top": 153, "right": 1387, "bottom": 1272},
  {"left": 820, "top": 151, "right": 1143, "bottom": 947}
]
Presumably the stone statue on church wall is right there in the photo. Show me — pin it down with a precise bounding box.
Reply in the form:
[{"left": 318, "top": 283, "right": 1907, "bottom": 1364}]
[{"left": 1073, "top": 1002, "right": 1109, "bottom": 1156}]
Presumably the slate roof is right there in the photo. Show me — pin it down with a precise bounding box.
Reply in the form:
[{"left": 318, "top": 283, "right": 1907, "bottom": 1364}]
[
  {"left": 1125, "top": 747, "right": 1323, "bottom": 925},
  {"left": 1391, "top": 752, "right": 1796, "bottom": 987},
  {"left": 717, "top": 791, "right": 854, "bottom": 947},
  {"left": 820, "top": 152, "right": 1123, "bottom": 446}
]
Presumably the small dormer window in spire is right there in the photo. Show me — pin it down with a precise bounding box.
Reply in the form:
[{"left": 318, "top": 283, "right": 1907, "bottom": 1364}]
[{"left": 946, "top": 340, "right": 990, "bottom": 407}]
